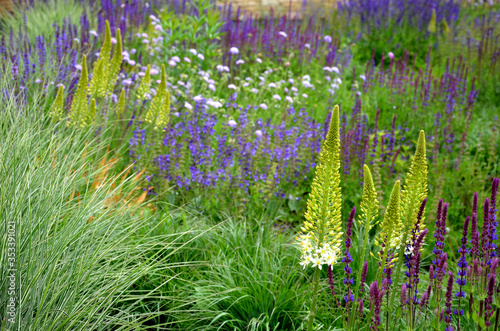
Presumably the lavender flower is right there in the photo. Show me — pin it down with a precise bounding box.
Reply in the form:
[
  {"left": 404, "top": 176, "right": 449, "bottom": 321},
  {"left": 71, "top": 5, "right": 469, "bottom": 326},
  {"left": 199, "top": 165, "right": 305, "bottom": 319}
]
[
  {"left": 444, "top": 272, "right": 454, "bottom": 331},
  {"left": 343, "top": 207, "right": 356, "bottom": 305}
]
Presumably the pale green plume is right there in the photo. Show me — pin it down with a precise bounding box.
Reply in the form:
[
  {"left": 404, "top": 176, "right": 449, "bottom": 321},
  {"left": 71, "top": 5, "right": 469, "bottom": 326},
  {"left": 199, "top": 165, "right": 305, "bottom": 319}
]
[
  {"left": 136, "top": 65, "right": 151, "bottom": 101},
  {"left": 300, "top": 105, "right": 343, "bottom": 259},
  {"left": 49, "top": 84, "right": 65, "bottom": 122},
  {"left": 428, "top": 9, "right": 437, "bottom": 33},
  {"left": 85, "top": 98, "right": 97, "bottom": 127},
  {"left": 373, "top": 180, "right": 402, "bottom": 263},
  {"left": 68, "top": 54, "right": 88, "bottom": 127},
  {"left": 106, "top": 28, "right": 122, "bottom": 93},
  {"left": 145, "top": 65, "right": 170, "bottom": 130},
  {"left": 359, "top": 164, "right": 379, "bottom": 230},
  {"left": 89, "top": 20, "right": 112, "bottom": 98},
  {"left": 116, "top": 89, "right": 126, "bottom": 115},
  {"left": 442, "top": 19, "right": 450, "bottom": 34},
  {"left": 400, "top": 130, "right": 428, "bottom": 236}
]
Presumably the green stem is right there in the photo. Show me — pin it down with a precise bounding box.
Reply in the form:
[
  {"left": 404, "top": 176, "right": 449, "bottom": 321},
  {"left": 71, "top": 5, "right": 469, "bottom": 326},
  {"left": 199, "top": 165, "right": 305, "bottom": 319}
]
[{"left": 308, "top": 268, "right": 321, "bottom": 331}]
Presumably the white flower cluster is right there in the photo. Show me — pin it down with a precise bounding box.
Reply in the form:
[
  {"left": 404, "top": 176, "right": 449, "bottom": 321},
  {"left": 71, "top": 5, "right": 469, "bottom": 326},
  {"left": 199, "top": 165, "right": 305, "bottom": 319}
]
[{"left": 297, "top": 234, "right": 341, "bottom": 270}]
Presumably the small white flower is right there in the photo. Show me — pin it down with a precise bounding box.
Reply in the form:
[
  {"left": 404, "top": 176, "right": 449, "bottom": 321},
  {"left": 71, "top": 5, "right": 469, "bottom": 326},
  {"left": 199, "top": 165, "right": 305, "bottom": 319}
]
[
  {"left": 228, "top": 120, "right": 237, "bottom": 128},
  {"left": 154, "top": 24, "right": 163, "bottom": 31},
  {"left": 35, "top": 79, "right": 42, "bottom": 83},
  {"left": 73, "top": 38, "right": 80, "bottom": 43},
  {"left": 228, "top": 84, "right": 237, "bottom": 90},
  {"left": 251, "top": 88, "right": 258, "bottom": 93},
  {"left": 193, "top": 95, "right": 204, "bottom": 102},
  {"left": 311, "top": 257, "right": 323, "bottom": 270},
  {"left": 138, "top": 72, "right": 146, "bottom": 77},
  {"left": 289, "top": 78, "right": 294, "bottom": 84},
  {"left": 256, "top": 57, "right": 262, "bottom": 63},
  {"left": 142, "top": 33, "right": 148, "bottom": 38},
  {"left": 291, "top": 87, "right": 298, "bottom": 92},
  {"left": 122, "top": 78, "right": 133, "bottom": 86},
  {"left": 279, "top": 31, "right": 287, "bottom": 38},
  {"left": 360, "top": 74, "right": 366, "bottom": 81},
  {"left": 334, "top": 77, "right": 342, "bottom": 85},
  {"left": 127, "top": 60, "right": 136, "bottom": 66},
  {"left": 130, "top": 48, "right": 137, "bottom": 54},
  {"left": 331, "top": 83, "right": 339, "bottom": 90},
  {"left": 388, "top": 51, "right": 395, "bottom": 59},
  {"left": 259, "top": 103, "right": 268, "bottom": 110},
  {"left": 303, "top": 81, "right": 314, "bottom": 88},
  {"left": 273, "top": 94, "right": 281, "bottom": 101},
  {"left": 150, "top": 68, "right": 159, "bottom": 75},
  {"left": 268, "top": 83, "right": 277, "bottom": 88},
  {"left": 197, "top": 53, "right": 205, "bottom": 60},
  {"left": 255, "top": 130, "right": 263, "bottom": 137},
  {"left": 303, "top": 75, "right": 311, "bottom": 81},
  {"left": 172, "top": 56, "right": 181, "bottom": 63},
  {"left": 242, "top": 82, "right": 249, "bottom": 87},
  {"left": 75, "top": 64, "right": 82, "bottom": 71},
  {"left": 332, "top": 66, "right": 340, "bottom": 74},
  {"left": 324, "top": 35, "right": 332, "bottom": 43},
  {"left": 323, "top": 66, "right": 332, "bottom": 72},
  {"left": 236, "top": 59, "right": 245, "bottom": 65},
  {"left": 142, "top": 39, "right": 149, "bottom": 44},
  {"left": 168, "top": 60, "right": 176, "bottom": 67},
  {"left": 304, "top": 43, "right": 310, "bottom": 49},
  {"left": 302, "top": 93, "right": 308, "bottom": 98},
  {"left": 90, "top": 30, "right": 98, "bottom": 37},
  {"left": 189, "top": 49, "right": 197, "bottom": 55},
  {"left": 111, "top": 37, "right": 117, "bottom": 44},
  {"left": 229, "top": 47, "right": 239, "bottom": 55},
  {"left": 286, "top": 96, "right": 293, "bottom": 103},
  {"left": 209, "top": 84, "right": 216, "bottom": 91},
  {"left": 184, "top": 57, "right": 191, "bottom": 63},
  {"left": 184, "top": 102, "right": 193, "bottom": 110}
]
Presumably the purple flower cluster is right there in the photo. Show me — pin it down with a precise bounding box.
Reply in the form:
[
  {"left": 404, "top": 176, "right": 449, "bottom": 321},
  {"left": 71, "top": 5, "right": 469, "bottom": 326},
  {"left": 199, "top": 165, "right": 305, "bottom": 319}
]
[
  {"left": 343, "top": 207, "right": 356, "bottom": 305},
  {"left": 339, "top": 0, "right": 460, "bottom": 35},
  {"left": 130, "top": 98, "right": 325, "bottom": 199}
]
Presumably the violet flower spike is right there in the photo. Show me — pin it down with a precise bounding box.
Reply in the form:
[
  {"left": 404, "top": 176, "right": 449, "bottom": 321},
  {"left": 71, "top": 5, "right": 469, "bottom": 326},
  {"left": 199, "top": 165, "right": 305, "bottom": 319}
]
[{"left": 444, "top": 272, "right": 454, "bottom": 331}]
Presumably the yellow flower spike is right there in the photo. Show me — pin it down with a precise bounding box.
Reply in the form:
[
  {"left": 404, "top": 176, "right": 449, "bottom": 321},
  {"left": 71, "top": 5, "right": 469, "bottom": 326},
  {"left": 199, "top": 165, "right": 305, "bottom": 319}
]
[
  {"left": 116, "top": 89, "right": 126, "bottom": 115},
  {"left": 89, "top": 20, "right": 112, "bottom": 98},
  {"left": 359, "top": 164, "right": 379, "bottom": 230},
  {"left": 378, "top": 180, "right": 401, "bottom": 259},
  {"left": 106, "top": 28, "right": 123, "bottom": 94},
  {"left": 68, "top": 54, "right": 88, "bottom": 127},
  {"left": 428, "top": 9, "right": 437, "bottom": 33},
  {"left": 442, "top": 19, "right": 450, "bottom": 35},
  {"left": 85, "top": 98, "right": 97, "bottom": 126},
  {"left": 49, "top": 84, "right": 65, "bottom": 122},
  {"left": 145, "top": 65, "right": 170, "bottom": 130},
  {"left": 136, "top": 64, "right": 151, "bottom": 101},
  {"left": 298, "top": 105, "right": 342, "bottom": 268},
  {"left": 400, "top": 130, "right": 428, "bottom": 238}
]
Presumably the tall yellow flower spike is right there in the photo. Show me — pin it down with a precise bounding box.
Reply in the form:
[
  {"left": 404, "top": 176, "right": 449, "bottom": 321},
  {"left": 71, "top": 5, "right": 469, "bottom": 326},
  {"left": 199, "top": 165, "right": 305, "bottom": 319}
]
[
  {"left": 49, "top": 84, "right": 65, "bottom": 122},
  {"left": 106, "top": 28, "right": 122, "bottom": 93},
  {"left": 297, "top": 105, "right": 342, "bottom": 269},
  {"left": 89, "top": 20, "right": 111, "bottom": 98},
  {"left": 68, "top": 54, "right": 88, "bottom": 127},
  {"left": 85, "top": 98, "right": 97, "bottom": 127},
  {"left": 374, "top": 180, "right": 402, "bottom": 266},
  {"left": 116, "top": 89, "right": 126, "bottom": 116},
  {"left": 136, "top": 64, "right": 151, "bottom": 101},
  {"left": 145, "top": 65, "right": 170, "bottom": 130},
  {"left": 359, "top": 164, "right": 379, "bottom": 230},
  {"left": 400, "top": 130, "right": 428, "bottom": 238},
  {"left": 428, "top": 9, "right": 437, "bottom": 33}
]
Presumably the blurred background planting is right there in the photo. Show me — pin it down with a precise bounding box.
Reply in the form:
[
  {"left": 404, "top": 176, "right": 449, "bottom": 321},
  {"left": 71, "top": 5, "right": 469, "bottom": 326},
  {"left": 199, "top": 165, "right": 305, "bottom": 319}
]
[{"left": 0, "top": 0, "right": 499, "bottom": 329}]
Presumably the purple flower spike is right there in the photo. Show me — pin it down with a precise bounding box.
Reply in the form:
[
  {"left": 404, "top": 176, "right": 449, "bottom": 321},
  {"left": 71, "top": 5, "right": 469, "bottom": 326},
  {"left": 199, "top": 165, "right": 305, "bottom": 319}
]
[
  {"left": 444, "top": 272, "right": 454, "bottom": 331},
  {"left": 343, "top": 207, "right": 356, "bottom": 306},
  {"left": 370, "top": 281, "right": 381, "bottom": 330}
]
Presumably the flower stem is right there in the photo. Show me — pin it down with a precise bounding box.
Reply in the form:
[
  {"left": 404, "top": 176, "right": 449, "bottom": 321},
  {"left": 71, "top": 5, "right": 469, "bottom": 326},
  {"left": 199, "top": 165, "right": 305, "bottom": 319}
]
[{"left": 308, "top": 267, "right": 321, "bottom": 331}]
